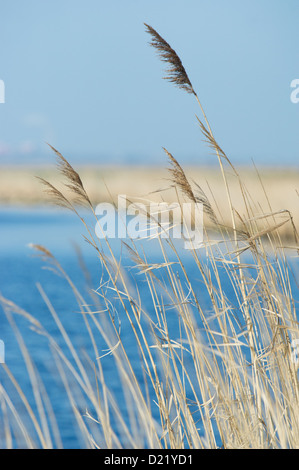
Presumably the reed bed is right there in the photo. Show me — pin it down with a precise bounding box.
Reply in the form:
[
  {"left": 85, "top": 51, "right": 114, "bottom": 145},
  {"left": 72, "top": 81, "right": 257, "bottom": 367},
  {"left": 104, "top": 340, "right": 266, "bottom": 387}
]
[{"left": 0, "top": 24, "right": 299, "bottom": 449}]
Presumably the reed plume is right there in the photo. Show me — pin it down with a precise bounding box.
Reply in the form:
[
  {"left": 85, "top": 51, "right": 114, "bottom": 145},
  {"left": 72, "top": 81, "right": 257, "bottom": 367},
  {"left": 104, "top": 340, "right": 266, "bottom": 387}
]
[
  {"left": 36, "top": 176, "right": 74, "bottom": 211},
  {"left": 144, "top": 23, "right": 195, "bottom": 95},
  {"left": 164, "top": 147, "right": 217, "bottom": 225},
  {"left": 47, "top": 143, "right": 92, "bottom": 208},
  {"left": 164, "top": 147, "right": 196, "bottom": 203}
]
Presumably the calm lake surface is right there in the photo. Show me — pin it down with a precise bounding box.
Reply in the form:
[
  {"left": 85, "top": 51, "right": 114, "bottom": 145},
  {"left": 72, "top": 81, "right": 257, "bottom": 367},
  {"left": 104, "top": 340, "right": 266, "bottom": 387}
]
[{"left": 0, "top": 206, "right": 298, "bottom": 448}]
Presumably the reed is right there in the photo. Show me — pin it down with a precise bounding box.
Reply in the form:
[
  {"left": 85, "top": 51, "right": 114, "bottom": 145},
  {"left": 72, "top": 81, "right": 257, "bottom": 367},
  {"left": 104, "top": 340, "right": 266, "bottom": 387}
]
[{"left": 0, "top": 24, "right": 299, "bottom": 449}]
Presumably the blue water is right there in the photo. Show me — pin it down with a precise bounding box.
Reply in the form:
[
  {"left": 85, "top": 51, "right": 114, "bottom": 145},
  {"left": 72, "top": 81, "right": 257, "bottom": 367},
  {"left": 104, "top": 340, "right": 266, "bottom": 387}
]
[
  {"left": 0, "top": 206, "right": 298, "bottom": 448},
  {"left": 0, "top": 206, "right": 209, "bottom": 448}
]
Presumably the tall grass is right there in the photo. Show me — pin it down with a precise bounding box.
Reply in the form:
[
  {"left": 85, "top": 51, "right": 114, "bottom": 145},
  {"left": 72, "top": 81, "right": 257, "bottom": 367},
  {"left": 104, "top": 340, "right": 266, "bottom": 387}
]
[{"left": 1, "top": 24, "right": 299, "bottom": 449}]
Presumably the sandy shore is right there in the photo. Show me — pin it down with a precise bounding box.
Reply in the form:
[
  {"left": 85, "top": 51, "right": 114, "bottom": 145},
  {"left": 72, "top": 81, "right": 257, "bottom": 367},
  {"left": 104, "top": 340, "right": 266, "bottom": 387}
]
[{"left": 0, "top": 164, "right": 298, "bottom": 238}]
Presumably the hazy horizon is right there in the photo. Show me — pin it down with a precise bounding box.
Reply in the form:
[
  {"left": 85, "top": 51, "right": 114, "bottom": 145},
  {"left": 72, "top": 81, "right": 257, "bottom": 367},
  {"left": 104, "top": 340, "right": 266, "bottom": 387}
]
[{"left": 0, "top": 1, "right": 298, "bottom": 167}]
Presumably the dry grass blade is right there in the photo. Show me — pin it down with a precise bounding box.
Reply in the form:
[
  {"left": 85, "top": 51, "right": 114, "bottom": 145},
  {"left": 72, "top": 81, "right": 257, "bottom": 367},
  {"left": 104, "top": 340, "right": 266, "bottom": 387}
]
[
  {"left": 144, "top": 23, "right": 195, "bottom": 95},
  {"left": 246, "top": 219, "right": 290, "bottom": 243}
]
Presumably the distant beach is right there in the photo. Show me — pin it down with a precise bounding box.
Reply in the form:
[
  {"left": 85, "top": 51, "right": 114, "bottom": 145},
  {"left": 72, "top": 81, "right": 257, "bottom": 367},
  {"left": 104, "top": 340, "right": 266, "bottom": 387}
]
[{"left": 0, "top": 164, "right": 298, "bottom": 239}]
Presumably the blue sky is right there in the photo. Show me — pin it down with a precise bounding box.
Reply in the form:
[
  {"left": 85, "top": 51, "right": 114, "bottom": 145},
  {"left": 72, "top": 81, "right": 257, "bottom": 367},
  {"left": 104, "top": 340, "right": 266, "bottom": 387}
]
[{"left": 0, "top": 0, "right": 298, "bottom": 166}]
